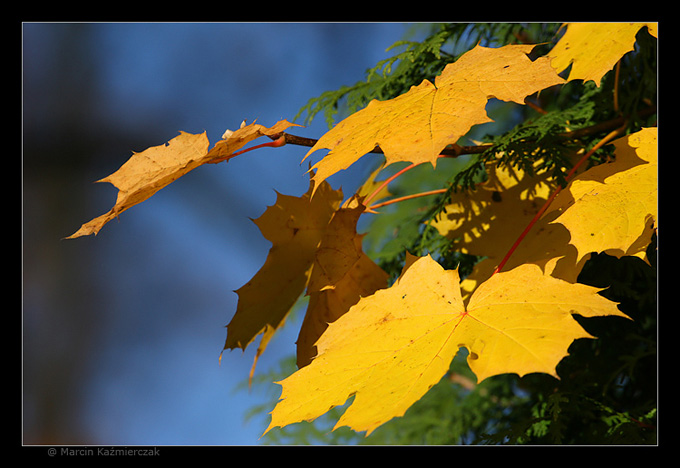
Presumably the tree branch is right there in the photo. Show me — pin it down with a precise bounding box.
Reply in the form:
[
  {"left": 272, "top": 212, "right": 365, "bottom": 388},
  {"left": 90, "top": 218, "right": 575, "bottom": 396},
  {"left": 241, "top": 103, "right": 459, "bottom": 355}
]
[{"left": 268, "top": 105, "right": 656, "bottom": 159}]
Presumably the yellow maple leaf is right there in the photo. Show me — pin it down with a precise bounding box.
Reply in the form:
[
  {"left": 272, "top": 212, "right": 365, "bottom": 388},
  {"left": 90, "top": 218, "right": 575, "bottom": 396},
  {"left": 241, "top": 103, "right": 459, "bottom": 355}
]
[
  {"left": 265, "top": 255, "right": 625, "bottom": 436},
  {"left": 549, "top": 23, "right": 658, "bottom": 86},
  {"left": 224, "top": 179, "right": 342, "bottom": 353},
  {"left": 548, "top": 128, "right": 657, "bottom": 263},
  {"left": 302, "top": 44, "right": 564, "bottom": 194},
  {"left": 66, "top": 120, "right": 299, "bottom": 238}
]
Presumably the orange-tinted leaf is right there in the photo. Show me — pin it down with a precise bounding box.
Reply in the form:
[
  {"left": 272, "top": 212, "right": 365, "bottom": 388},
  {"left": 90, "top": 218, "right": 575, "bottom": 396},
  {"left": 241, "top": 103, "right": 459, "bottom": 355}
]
[
  {"left": 296, "top": 199, "right": 388, "bottom": 368},
  {"left": 207, "top": 119, "right": 299, "bottom": 163},
  {"left": 66, "top": 131, "right": 209, "bottom": 238},
  {"left": 66, "top": 120, "right": 299, "bottom": 238},
  {"left": 223, "top": 180, "right": 342, "bottom": 352}
]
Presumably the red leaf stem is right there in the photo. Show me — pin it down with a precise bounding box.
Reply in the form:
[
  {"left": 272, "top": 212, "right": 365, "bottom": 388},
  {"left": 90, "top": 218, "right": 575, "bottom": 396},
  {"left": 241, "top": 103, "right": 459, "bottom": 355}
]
[
  {"left": 492, "top": 123, "right": 627, "bottom": 275},
  {"left": 209, "top": 134, "right": 286, "bottom": 164}
]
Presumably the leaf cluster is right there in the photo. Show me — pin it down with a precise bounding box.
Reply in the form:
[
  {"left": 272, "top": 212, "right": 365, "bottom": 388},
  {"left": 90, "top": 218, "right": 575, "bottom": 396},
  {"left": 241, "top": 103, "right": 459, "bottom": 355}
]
[
  {"left": 66, "top": 22, "right": 657, "bottom": 445},
  {"left": 260, "top": 22, "right": 657, "bottom": 445},
  {"left": 450, "top": 27, "right": 656, "bottom": 192},
  {"left": 372, "top": 24, "right": 656, "bottom": 283},
  {"left": 256, "top": 237, "right": 656, "bottom": 445}
]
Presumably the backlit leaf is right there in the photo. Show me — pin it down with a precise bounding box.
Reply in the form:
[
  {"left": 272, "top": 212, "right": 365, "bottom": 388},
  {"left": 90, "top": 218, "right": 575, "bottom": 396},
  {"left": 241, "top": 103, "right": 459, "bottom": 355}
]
[
  {"left": 548, "top": 23, "right": 657, "bottom": 86},
  {"left": 302, "top": 44, "right": 564, "bottom": 194},
  {"left": 548, "top": 128, "right": 658, "bottom": 263}
]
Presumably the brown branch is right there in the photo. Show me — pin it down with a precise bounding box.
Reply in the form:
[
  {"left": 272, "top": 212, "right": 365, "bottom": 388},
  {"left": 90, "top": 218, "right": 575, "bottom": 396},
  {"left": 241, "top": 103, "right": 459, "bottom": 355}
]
[
  {"left": 268, "top": 132, "right": 482, "bottom": 157},
  {"left": 268, "top": 105, "right": 656, "bottom": 159}
]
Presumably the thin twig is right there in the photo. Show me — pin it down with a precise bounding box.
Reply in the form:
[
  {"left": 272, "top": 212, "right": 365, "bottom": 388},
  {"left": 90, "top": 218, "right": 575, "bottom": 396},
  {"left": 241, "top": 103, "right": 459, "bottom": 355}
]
[
  {"left": 613, "top": 60, "right": 621, "bottom": 113},
  {"left": 524, "top": 97, "right": 548, "bottom": 115},
  {"left": 368, "top": 188, "right": 449, "bottom": 211}
]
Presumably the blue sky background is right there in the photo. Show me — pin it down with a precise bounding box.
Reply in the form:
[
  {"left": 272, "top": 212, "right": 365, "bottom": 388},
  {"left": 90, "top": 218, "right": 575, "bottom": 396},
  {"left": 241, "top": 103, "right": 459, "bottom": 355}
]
[{"left": 22, "top": 22, "right": 422, "bottom": 446}]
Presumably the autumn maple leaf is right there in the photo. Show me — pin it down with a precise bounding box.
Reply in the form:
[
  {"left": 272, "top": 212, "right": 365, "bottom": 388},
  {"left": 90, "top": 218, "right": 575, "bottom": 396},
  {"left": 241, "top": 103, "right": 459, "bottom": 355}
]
[
  {"left": 224, "top": 179, "right": 343, "bottom": 353},
  {"left": 296, "top": 197, "right": 388, "bottom": 368},
  {"left": 549, "top": 23, "right": 658, "bottom": 86},
  {"left": 265, "top": 255, "right": 626, "bottom": 436},
  {"left": 66, "top": 120, "right": 300, "bottom": 239},
  {"left": 302, "top": 44, "right": 564, "bottom": 194},
  {"left": 547, "top": 127, "right": 658, "bottom": 263}
]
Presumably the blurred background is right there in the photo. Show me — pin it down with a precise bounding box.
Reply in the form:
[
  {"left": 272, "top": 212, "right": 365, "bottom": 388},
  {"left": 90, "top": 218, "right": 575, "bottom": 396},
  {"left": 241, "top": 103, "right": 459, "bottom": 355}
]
[{"left": 22, "top": 22, "right": 416, "bottom": 445}]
